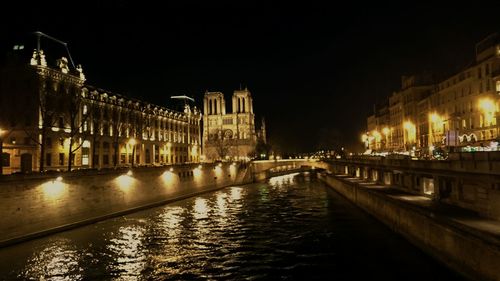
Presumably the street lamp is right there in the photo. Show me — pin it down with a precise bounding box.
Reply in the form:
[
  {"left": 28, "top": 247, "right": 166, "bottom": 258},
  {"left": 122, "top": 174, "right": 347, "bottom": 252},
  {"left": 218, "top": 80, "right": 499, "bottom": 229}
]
[
  {"left": 0, "top": 128, "right": 4, "bottom": 176},
  {"left": 479, "top": 98, "right": 496, "bottom": 128},
  {"left": 361, "top": 133, "right": 369, "bottom": 150},
  {"left": 403, "top": 121, "right": 416, "bottom": 152},
  {"left": 382, "top": 127, "right": 390, "bottom": 150},
  {"left": 129, "top": 138, "right": 136, "bottom": 167},
  {"left": 429, "top": 112, "right": 443, "bottom": 149},
  {"left": 372, "top": 130, "right": 381, "bottom": 150}
]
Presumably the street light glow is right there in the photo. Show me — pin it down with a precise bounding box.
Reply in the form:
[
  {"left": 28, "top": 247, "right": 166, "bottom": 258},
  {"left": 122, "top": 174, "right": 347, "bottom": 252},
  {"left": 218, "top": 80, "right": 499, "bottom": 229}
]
[
  {"left": 479, "top": 98, "right": 495, "bottom": 113},
  {"left": 429, "top": 112, "right": 441, "bottom": 123},
  {"left": 382, "top": 127, "right": 390, "bottom": 136}
]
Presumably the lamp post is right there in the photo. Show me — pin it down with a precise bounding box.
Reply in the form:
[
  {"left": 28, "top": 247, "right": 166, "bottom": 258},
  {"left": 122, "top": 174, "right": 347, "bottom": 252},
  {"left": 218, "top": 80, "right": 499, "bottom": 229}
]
[
  {"left": 479, "top": 98, "right": 496, "bottom": 141},
  {"left": 361, "top": 133, "right": 369, "bottom": 150},
  {"left": 129, "top": 138, "right": 136, "bottom": 168},
  {"left": 0, "top": 128, "right": 4, "bottom": 176},
  {"left": 382, "top": 127, "right": 390, "bottom": 151},
  {"left": 429, "top": 112, "right": 442, "bottom": 153},
  {"left": 403, "top": 121, "right": 416, "bottom": 153},
  {"left": 372, "top": 130, "right": 381, "bottom": 151}
]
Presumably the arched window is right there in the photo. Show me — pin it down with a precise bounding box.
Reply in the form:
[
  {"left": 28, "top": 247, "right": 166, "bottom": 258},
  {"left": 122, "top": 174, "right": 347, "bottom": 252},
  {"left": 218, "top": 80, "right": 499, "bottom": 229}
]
[{"left": 242, "top": 97, "right": 245, "bottom": 113}]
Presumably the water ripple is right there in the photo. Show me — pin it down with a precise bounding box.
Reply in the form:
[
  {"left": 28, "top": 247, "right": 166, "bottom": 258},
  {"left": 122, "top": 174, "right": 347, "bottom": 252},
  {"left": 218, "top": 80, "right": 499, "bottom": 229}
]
[{"left": 0, "top": 173, "right": 464, "bottom": 280}]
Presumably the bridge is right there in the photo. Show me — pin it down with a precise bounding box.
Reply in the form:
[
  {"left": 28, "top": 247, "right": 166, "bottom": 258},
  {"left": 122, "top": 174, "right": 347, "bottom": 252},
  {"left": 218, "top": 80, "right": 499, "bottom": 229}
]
[{"left": 250, "top": 159, "right": 327, "bottom": 180}]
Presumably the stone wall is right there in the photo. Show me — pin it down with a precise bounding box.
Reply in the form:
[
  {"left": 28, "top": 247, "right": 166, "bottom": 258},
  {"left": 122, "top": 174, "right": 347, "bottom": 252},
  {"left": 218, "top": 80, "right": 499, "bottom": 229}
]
[
  {"left": 325, "top": 157, "right": 500, "bottom": 220},
  {"left": 320, "top": 174, "right": 500, "bottom": 281},
  {"left": 0, "top": 163, "right": 252, "bottom": 247}
]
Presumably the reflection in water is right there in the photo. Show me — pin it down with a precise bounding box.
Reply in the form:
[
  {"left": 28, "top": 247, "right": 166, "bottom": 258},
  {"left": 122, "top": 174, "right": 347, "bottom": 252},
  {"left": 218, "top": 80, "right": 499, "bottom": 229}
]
[
  {"left": 258, "top": 185, "right": 269, "bottom": 203},
  {"left": 107, "top": 225, "right": 146, "bottom": 280},
  {"left": 0, "top": 173, "right": 463, "bottom": 281},
  {"left": 268, "top": 172, "right": 299, "bottom": 187},
  {"left": 193, "top": 198, "right": 209, "bottom": 220},
  {"left": 229, "top": 186, "right": 242, "bottom": 201},
  {"left": 19, "top": 239, "right": 82, "bottom": 281},
  {"left": 216, "top": 192, "right": 228, "bottom": 217}
]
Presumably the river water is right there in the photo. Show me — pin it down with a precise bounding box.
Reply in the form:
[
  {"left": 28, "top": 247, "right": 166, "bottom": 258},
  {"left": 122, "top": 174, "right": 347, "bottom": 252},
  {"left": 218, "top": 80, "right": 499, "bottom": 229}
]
[{"left": 0, "top": 172, "right": 464, "bottom": 280}]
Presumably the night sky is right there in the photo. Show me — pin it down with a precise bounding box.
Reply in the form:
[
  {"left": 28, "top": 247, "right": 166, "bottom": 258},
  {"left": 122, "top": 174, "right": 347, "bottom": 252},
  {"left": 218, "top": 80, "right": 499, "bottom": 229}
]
[{"left": 1, "top": 2, "right": 499, "bottom": 153}]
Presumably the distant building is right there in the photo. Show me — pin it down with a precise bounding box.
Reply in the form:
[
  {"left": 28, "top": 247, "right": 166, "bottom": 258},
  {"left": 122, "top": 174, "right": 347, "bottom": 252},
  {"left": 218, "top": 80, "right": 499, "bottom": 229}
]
[
  {"left": 202, "top": 88, "right": 261, "bottom": 161},
  {"left": 0, "top": 48, "right": 201, "bottom": 174},
  {"left": 365, "top": 33, "right": 500, "bottom": 154}
]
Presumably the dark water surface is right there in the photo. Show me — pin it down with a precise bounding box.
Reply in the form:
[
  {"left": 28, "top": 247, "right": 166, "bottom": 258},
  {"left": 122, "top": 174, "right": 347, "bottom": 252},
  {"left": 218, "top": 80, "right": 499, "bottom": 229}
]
[{"left": 0, "top": 172, "right": 464, "bottom": 280}]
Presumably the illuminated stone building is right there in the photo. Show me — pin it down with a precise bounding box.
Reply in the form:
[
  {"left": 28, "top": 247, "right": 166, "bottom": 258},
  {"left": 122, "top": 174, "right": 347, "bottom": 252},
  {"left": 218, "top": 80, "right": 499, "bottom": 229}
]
[
  {"left": 0, "top": 49, "right": 201, "bottom": 174},
  {"left": 202, "top": 88, "right": 257, "bottom": 161},
  {"left": 365, "top": 33, "right": 500, "bottom": 154}
]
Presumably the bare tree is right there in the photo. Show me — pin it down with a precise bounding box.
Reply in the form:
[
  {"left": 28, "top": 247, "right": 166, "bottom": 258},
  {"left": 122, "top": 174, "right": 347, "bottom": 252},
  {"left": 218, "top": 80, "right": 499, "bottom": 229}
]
[
  {"left": 90, "top": 103, "right": 103, "bottom": 169},
  {"left": 213, "top": 129, "right": 232, "bottom": 160},
  {"left": 65, "top": 84, "right": 90, "bottom": 172},
  {"left": 112, "top": 106, "right": 130, "bottom": 167},
  {"left": 22, "top": 77, "right": 61, "bottom": 172}
]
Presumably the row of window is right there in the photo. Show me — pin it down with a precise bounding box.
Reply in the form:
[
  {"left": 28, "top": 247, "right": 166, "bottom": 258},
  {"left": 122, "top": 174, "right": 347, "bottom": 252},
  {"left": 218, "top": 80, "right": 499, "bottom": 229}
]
[{"left": 438, "top": 62, "right": 493, "bottom": 90}]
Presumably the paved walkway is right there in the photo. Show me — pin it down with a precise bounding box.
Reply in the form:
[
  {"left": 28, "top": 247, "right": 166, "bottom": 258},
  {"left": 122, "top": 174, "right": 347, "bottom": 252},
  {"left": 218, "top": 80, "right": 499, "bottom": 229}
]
[{"left": 335, "top": 175, "right": 500, "bottom": 241}]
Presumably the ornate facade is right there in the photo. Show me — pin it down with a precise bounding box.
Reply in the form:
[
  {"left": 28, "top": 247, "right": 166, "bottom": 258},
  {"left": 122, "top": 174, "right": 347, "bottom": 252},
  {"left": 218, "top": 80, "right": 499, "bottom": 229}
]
[
  {"left": 365, "top": 33, "right": 500, "bottom": 155},
  {"left": 202, "top": 88, "right": 257, "bottom": 160},
  {"left": 0, "top": 49, "right": 201, "bottom": 174}
]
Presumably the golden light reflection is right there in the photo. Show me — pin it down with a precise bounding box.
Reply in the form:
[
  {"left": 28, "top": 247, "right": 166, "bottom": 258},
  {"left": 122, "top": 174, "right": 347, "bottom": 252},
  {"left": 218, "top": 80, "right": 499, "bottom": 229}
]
[
  {"left": 41, "top": 180, "right": 66, "bottom": 200},
  {"left": 214, "top": 165, "right": 222, "bottom": 177},
  {"left": 161, "top": 171, "right": 177, "bottom": 185},
  {"left": 229, "top": 186, "right": 242, "bottom": 201},
  {"left": 229, "top": 163, "right": 237, "bottom": 175},
  {"left": 108, "top": 225, "right": 146, "bottom": 279},
  {"left": 193, "top": 197, "right": 209, "bottom": 220},
  {"left": 216, "top": 192, "right": 227, "bottom": 217},
  {"left": 19, "top": 239, "right": 82, "bottom": 280},
  {"left": 258, "top": 185, "right": 269, "bottom": 202},
  {"left": 268, "top": 173, "right": 299, "bottom": 187},
  {"left": 158, "top": 206, "right": 183, "bottom": 240},
  {"left": 115, "top": 175, "right": 136, "bottom": 191},
  {"left": 193, "top": 167, "right": 202, "bottom": 178}
]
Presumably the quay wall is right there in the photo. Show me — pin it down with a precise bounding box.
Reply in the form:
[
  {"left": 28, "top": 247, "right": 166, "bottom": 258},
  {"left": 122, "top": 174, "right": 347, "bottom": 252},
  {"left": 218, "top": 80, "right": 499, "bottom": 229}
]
[
  {"left": 319, "top": 173, "right": 500, "bottom": 281},
  {"left": 0, "top": 163, "right": 252, "bottom": 247}
]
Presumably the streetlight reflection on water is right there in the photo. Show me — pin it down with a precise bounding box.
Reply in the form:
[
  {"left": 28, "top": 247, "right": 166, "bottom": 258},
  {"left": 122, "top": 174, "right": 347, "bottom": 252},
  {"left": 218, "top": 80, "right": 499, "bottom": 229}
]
[
  {"left": 268, "top": 172, "right": 300, "bottom": 187},
  {"left": 19, "top": 239, "right": 83, "bottom": 280}
]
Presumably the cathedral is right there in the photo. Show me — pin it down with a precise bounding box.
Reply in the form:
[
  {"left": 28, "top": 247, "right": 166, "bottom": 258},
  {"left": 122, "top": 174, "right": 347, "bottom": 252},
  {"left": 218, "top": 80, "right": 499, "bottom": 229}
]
[{"left": 202, "top": 88, "right": 265, "bottom": 161}]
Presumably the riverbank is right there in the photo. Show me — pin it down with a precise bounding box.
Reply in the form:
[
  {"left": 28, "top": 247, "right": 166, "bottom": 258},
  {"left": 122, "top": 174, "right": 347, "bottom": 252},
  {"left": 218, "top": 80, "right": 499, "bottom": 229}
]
[
  {"left": 0, "top": 163, "right": 252, "bottom": 247},
  {"left": 319, "top": 172, "right": 500, "bottom": 281}
]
